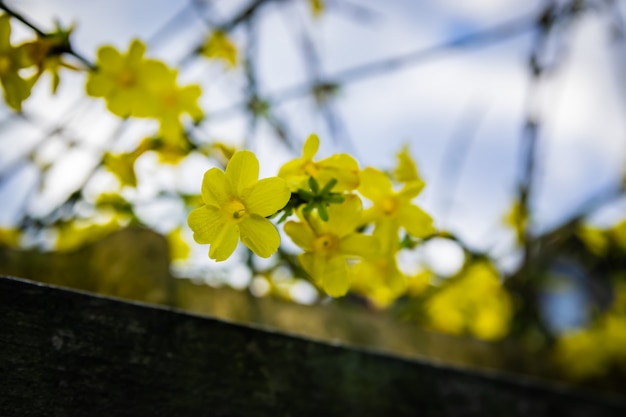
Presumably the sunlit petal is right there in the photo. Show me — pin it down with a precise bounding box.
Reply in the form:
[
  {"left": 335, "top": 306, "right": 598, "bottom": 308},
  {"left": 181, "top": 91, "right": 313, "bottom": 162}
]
[
  {"left": 239, "top": 214, "right": 280, "bottom": 258},
  {"left": 398, "top": 204, "right": 435, "bottom": 238},
  {"left": 339, "top": 233, "right": 379, "bottom": 258},
  {"left": 226, "top": 150, "right": 259, "bottom": 197},
  {"left": 302, "top": 134, "right": 319, "bottom": 160},
  {"left": 201, "top": 168, "right": 229, "bottom": 207},
  {"left": 326, "top": 195, "right": 362, "bottom": 237},
  {"left": 245, "top": 177, "right": 290, "bottom": 217},
  {"left": 209, "top": 222, "right": 239, "bottom": 261},
  {"left": 358, "top": 167, "right": 392, "bottom": 202},
  {"left": 187, "top": 205, "right": 222, "bottom": 244},
  {"left": 320, "top": 255, "right": 350, "bottom": 297},
  {"left": 284, "top": 221, "right": 315, "bottom": 251}
]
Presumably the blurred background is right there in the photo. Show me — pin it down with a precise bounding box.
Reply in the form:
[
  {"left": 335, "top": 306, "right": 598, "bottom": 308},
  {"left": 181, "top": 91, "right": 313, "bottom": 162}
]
[{"left": 1, "top": 0, "right": 626, "bottom": 392}]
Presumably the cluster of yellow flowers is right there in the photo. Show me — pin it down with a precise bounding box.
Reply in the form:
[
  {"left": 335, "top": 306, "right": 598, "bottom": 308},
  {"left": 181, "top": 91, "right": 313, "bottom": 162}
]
[
  {"left": 188, "top": 134, "right": 435, "bottom": 300},
  {"left": 556, "top": 286, "right": 626, "bottom": 379}
]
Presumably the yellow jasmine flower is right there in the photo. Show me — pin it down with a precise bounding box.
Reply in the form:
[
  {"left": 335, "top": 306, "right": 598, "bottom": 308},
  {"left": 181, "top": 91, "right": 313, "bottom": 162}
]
[
  {"left": 503, "top": 199, "right": 528, "bottom": 245},
  {"left": 200, "top": 30, "right": 237, "bottom": 68},
  {"left": 103, "top": 150, "right": 144, "bottom": 187},
  {"left": 188, "top": 150, "right": 290, "bottom": 261},
  {"left": 23, "top": 23, "right": 79, "bottom": 94},
  {"left": 279, "top": 134, "right": 359, "bottom": 192},
  {"left": 284, "top": 195, "right": 379, "bottom": 297},
  {"left": 166, "top": 227, "right": 191, "bottom": 261},
  {"left": 0, "top": 15, "right": 35, "bottom": 111},
  {"left": 350, "top": 220, "right": 406, "bottom": 307},
  {"left": 393, "top": 144, "right": 423, "bottom": 184},
  {"left": 0, "top": 226, "right": 20, "bottom": 246},
  {"left": 359, "top": 167, "right": 434, "bottom": 238},
  {"left": 308, "top": 0, "right": 325, "bottom": 18},
  {"left": 425, "top": 261, "right": 512, "bottom": 341},
  {"left": 147, "top": 67, "right": 203, "bottom": 143},
  {"left": 86, "top": 39, "right": 168, "bottom": 117}
]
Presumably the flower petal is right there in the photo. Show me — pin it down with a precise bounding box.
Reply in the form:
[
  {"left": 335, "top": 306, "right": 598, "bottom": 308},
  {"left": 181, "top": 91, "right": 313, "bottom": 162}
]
[
  {"left": 209, "top": 222, "right": 239, "bottom": 261},
  {"left": 358, "top": 167, "right": 392, "bottom": 203},
  {"left": 201, "top": 167, "right": 229, "bottom": 207},
  {"left": 226, "top": 150, "right": 259, "bottom": 197},
  {"left": 0, "top": 16, "right": 11, "bottom": 50},
  {"left": 339, "top": 233, "right": 379, "bottom": 258},
  {"left": 239, "top": 214, "right": 280, "bottom": 258},
  {"left": 303, "top": 134, "right": 319, "bottom": 160},
  {"left": 187, "top": 205, "right": 222, "bottom": 244},
  {"left": 284, "top": 221, "right": 315, "bottom": 251},
  {"left": 326, "top": 194, "right": 362, "bottom": 237},
  {"left": 316, "top": 153, "right": 360, "bottom": 191},
  {"left": 398, "top": 204, "right": 435, "bottom": 238},
  {"left": 320, "top": 255, "right": 350, "bottom": 297},
  {"left": 245, "top": 177, "right": 290, "bottom": 217}
]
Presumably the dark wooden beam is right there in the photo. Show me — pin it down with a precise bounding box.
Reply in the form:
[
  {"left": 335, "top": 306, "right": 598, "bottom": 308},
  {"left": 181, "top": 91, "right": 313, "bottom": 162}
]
[{"left": 1, "top": 275, "right": 624, "bottom": 416}]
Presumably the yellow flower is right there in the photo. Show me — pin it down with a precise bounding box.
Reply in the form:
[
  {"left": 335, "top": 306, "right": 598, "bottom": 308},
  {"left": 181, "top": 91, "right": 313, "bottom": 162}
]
[
  {"left": 167, "top": 227, "right": 191, "bottom": 261},
  {"left": 359, "top": 167, "right": 434, "bottom": 238},
  {"left": 188, "top": 150, "right": 290, "bottom": 261},
  {"left": 200, "top": 30, "right": 237, "bottom": 68},
  {"left": 425, "top": 261, "right": 512, "bottom": 341},
  {"left": 103, "top": 150, "right": 142, "bottom": 187},
  {"left": 0, "top": 226, "right": 20, "bottom": 246},
  {"left": 308, "top": 0, "right": 325, "bottom": 18},
  {"left": 147, "top": 67, "right": 203, "bottom": 143},
  {"left": 393, "top": 144, "right": 423, "bottom": 184},
  {"left": 23, "top": 23, "right": 79, "bottom": 94},
  {"left": 284, "top": 195, "right": 379, "bottom": 297},
  {"left": 86, "top": 39, "right": 168, "bottom": 117},
  {"left": 0, "top": 15, "right": 35, "bottom": 111},
  {"left": 350, "top": 220, "right": 406, "bottom": 307},
  {"left": 503, "top": 199, "right": 528, "bottom": 245},
  {"left": 278, "top": 134, "right": 359, "bottom": 192}
]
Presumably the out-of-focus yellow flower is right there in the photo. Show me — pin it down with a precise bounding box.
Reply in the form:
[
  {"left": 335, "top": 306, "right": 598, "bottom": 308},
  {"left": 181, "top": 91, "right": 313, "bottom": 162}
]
[
  {"left": 425, "top": 261, "right": 512, "bottom": 341},
  {"left": 556, "top": 329, "right": 608, "bottom": 379},
  {"left": 359, "top": 167, "right": 433, "bottom": 238},
  {"left": 0, "top": 226, "right": 20, "bottom": 246},
  {"left": 284, "top": 195, "right": 379, "bottom": 297},
  {"left": 23, "top": 23, "right": 79, "bottom": 94},
  {"left": 393, "top": 144, "right": 422, "bottom": 184},
  {"left": 103, "top": 150, "right": 142, "bottom": 187},
  {"left": 55, "top": 218, "right": 121, "bottom": 252},
  {"left": 86, "top": 39, "right": 168, "bottom": 117},
  {"left": 611, "top": 219, "right": 626, "bottom": 251},
  {"left": 167, "top": 227, "right": 191, "bottom": 261},
  {"left": 350, "top": 220, "right": 406, "bottom": 307},
  {"left": 279, "top": 134, "right": 360, "bottom": 192},
  {"left": 200, "top": 30, "right": 237, "bottom": 68},
  {"left": 503, "top": 199, "right": 528, "bottom": 245},
  {"left": 0, "top": 15, "right": 35, "bottom": 111},
  {"left": 406, "top": 269, "right": 433, "bottom": 296},
  {"left": 577, "top": 225, "right": 608, "bottom": 256},
  {"left": 148, "top": 68, "right": 203, "bottom": 143},
  {"left": 188, "top": 150, "right": 290, "bottom": 261},
  {"left": 308, "top": 0, "right": 325, "bottom": 18}
]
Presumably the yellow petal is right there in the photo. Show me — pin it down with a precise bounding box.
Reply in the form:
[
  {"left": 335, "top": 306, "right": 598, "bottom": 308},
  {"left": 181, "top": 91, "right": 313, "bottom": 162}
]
[
  {"left": 398, "top": 204, "right": 435, "bottom": 238},
  {"left": 127, "top": 39, "right": 146, "bottom": 64},
  {"left": 245, "top": 177, "right": 290, "bottom": 217},
  {"left": 187, "top": 205, "right": 222, "bottom": 244},
  {"left": 85, "top": 73, "right": 114, "bottom": 97},
  {"left": 209, "top": 222, "right": 239, "bottom": 261},
  {"left": 96, "top": 45, "right": 122, "bottom": 72},
  {"left": 338, "top": 233, "right": 379, "bottom": 258},
  {"left": 0, "top": 16, "right": 11, "bottom": 50},
  {"left": 316, "top": 153, "right": 360, "bottom": 191},
  {"left": 284, "top": 221, "right": 315, "bottom": 251},
  {"left": 326, "top": 194, "right": 362, "bottom": 237},
  {"left": 394, "top": 145, "right": 420, "bottom": 182},
  {"left": 239, "top": 214, "right": 280, "bottom": 258},
  {"left": 226, "top": 150, "right": 259, "bottom": 197},
  {"left": 398, "top": 179, "right": 425, "bottom": 200},
  {"left": 107, "top": 91, "right": 132, "bottom": 117},
  {"left": 201, "top": 167, "right": 229, "bottom": 207},
  {"left": 358, "top": 167, "right": 393, "bottom": 203},
  {"left": 320, "top": 255, "right": 350, "bottom": 297},
  {"left": 303, "top": 134, "right": 319, "bottom": 160}
]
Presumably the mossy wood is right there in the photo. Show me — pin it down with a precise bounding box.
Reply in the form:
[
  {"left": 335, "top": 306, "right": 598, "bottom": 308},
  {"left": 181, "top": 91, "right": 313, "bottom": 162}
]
[{"left": 1, "top": 276, "right": 625, "bottom": 416}]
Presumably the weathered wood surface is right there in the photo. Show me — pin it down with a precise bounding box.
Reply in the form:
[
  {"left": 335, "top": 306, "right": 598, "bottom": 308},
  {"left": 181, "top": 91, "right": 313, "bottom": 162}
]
[{"left": 1, "top": 276, "right": 625, "bottom": 416}]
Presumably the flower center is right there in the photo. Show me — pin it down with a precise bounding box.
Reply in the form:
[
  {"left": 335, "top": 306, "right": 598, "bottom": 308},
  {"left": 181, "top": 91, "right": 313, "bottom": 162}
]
[
  {"left": 116, "top": 69, "right": 136, "bottom": 88},
  {"left": 0, "top": 55, "right": 11, "bottom": 75},
  {"left": 160, "top": 90, "right": 178, "bottom": 109},
  {"left": 378, "top": 196, "right": 399, "bottom": 216},
  {"left": 313, "top": 233, "right": 338, "bottom": 255},
  {"left": 304, "top": 161, "right": 319, "bottom": 177},
  {"left": 223, "top": 199, "right": 247, "bottom": 222}
]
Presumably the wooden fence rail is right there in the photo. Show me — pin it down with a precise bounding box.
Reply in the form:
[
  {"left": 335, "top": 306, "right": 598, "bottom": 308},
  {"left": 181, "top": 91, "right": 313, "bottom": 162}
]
[{"left": 1, "top": 275, "right": 625, "bottom": 416}]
